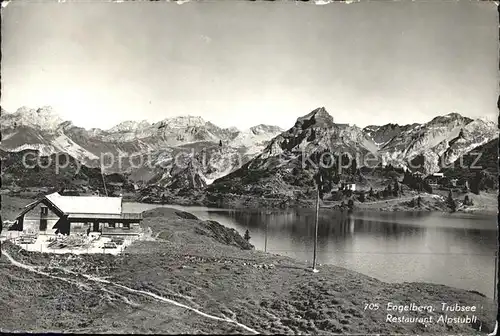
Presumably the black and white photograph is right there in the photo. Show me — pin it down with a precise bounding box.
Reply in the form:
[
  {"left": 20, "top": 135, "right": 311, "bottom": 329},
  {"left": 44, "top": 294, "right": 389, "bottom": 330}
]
[{"left": 0, "top": 0, "right": 498, "bottom": 335}]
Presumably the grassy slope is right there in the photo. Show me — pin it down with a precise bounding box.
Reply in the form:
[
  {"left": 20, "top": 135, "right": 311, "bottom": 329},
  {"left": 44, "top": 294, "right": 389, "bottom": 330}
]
[
  {"left": 354, "top": 192, "right": 447, "bottom": 212},
  {"left": 0, "top": 205, "right": 497, "bottom": 335},
  {"left": 353, "top": 190, "right": 498, "bottom": 214},
  {"left": 458, "top": 191, "right": 498, "bottom": 215},
  {"left": 0, "top": 259, "right": 233, "bottom": 334},
  {"left": 0, "top": 149, "right": 134, "bottom": 196},
  {"left": 1, "top": 195, "right": 30, "bottom": 222}
]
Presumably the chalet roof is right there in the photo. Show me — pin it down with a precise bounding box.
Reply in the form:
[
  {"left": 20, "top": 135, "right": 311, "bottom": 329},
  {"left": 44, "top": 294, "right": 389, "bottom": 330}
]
[{"left": 45, "top": 192, "right": 122, "bottom": 215}]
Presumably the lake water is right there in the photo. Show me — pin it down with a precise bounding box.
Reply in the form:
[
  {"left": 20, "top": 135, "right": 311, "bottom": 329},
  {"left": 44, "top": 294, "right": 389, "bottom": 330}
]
[{"left": 123, "top": 202, "right": 498, "bottom": 298}]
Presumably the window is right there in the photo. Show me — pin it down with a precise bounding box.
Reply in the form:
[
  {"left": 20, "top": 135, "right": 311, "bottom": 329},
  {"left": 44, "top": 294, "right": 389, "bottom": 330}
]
[
  {"left": 41, "top": 207, "right": 48, "bottom": 216},
  {"left": 123, "top": 223, "right": 130, "bottom": 229},
  {"left": 108, "top": 223, "right": 116, "bottom": 228}
]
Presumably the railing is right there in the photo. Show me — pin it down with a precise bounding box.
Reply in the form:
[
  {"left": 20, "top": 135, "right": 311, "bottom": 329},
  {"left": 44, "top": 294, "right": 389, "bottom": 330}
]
[
  {"left": 69, "top": 213, "right": 142, "bottom": 220},
  {"left": 102, "top": 226, "right": 142, "bottom": 235}
]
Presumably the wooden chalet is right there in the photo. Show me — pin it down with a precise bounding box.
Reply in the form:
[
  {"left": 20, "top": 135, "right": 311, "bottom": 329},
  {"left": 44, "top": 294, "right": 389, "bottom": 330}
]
[
  {"left": 10, "top": 192, "right": 142, "bottom": 236},
  {"left": 425, "top": 172, "right": 445, "bottom": 186}
]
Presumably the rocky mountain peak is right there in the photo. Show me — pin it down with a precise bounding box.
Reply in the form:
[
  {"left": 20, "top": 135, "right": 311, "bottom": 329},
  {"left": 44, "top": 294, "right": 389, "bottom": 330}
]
[
  {"left": 56, "top": 120, "right": 75, "bottom": 132},
  {"left": 225, "top": 126, "right": 240, "bottom": 133},
  {"left": 428, "top": 112, "right": 472, "bottom": 127},
  {"left": 108, "top": 120, "right": 151, "bottom": 133},
  {"left": 35, "top": 106, "right": 56, "bottom": 114},
  {"left": 157, "top": 115, "right": 207, "bottom": 129},
  {"left": 2, "top": 106, "right": 64, "bottom": 131},
  {"left": 249, "top": 124, "right": 284, "bottom": 135},
  {"left": 446, "top": 112, "right": 464, "bottom": 118},
  {"left": 295, "top": 107, "right": 335, "bottom": 130}
]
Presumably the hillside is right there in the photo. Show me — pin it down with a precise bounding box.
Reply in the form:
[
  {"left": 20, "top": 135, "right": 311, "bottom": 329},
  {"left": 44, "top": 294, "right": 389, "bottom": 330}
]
[
  {"left": 440, "top": 138, "right": 499, "bottom": 191},
  {"left": 0, "top": 149, "right": 134, "bottom": 196},
  {"left": 207, "top": 108, "right": 376, "bottom": 199},
  {"left": 368, "top": 113, "right": 496, "bottom": 174},
  {"left": 1, "top": 106, "right": 283, "bottom": 189},
  {"left": 206, "top": 108, "right": 497, "bottom": 206},
  {"left": 1, "top": 106, "right": 496, "bottom": 202},
  {"left": 143, "top": 143, "right": 252, "bottom": 188},
  {"left": 363, "top": 123, "right": 420, "bottom": 148}
]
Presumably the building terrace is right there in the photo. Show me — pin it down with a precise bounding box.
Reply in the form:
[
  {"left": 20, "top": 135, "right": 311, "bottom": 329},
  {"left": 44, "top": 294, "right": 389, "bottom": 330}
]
[{"left": 9, "top": 192, "right": 143, "bottom": 237}]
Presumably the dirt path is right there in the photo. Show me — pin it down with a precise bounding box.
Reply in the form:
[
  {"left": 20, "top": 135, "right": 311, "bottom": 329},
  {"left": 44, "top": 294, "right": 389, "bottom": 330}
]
[
  {"left": 3, "top": 249, "right": 93, "bottom": 291},
  {"left": 80, "top": 273, "right": 259, "bottom": 334},
  {"left": 2, "top": 250, "right": 259, "bottom": 335}
]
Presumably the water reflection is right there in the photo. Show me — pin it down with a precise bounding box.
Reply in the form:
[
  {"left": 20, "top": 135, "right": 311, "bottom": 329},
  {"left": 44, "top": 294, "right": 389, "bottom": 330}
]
[
  {"left": 225, "top": 210, "right": 430, "bottom": 243},
  {"left": 209, "top": 209, "right": 496, "bottom": 298}
]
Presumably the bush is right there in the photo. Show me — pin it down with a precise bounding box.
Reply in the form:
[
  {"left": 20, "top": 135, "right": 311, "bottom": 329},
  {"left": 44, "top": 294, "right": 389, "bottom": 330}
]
[
  {"left": 447, "top": 190, "right": 456, "bottom": 212},
  {"left": 469, "top": 171, "right": 481, "bottom": 194},
  {"left": 244, "top": 229, "right": 251, "bottom": 242},
  {"left": 331, "top": 191, "right": 343, "bottom": 201},
  {"left": 480, "top": 171, "right": 497, "bottom": 190},
  {"left": 386, "top": 171, "right": 399, "bottom": 181},
  {"left": 175, "top": 211, "right": 199, "bottom": 220},
  {"left": 393, "top": 182, "right": 400, "bottom": 196}
]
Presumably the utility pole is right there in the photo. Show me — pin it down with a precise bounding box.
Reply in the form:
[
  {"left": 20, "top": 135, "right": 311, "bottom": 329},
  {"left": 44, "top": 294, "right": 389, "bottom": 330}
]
[
  {"left": 485, "top": 251, "right": 499, "bottom": 335},
  {"left": 101, "top": 164, "right": 108, "bottom": 197},
  {"left": 494, "top": 250, "right": 498, "bottom": 308},
  {"left": 264, "top": 220, "right": 268, "bottom": 253},
  {"left": 312, "top": 175, "right": 320, "bottom": 273}
]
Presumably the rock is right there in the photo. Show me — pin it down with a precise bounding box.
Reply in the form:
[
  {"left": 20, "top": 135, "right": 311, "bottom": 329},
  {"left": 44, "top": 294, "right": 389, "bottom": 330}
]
[{"left": 174, "top": 211, "right": 199, "bottom": 220}]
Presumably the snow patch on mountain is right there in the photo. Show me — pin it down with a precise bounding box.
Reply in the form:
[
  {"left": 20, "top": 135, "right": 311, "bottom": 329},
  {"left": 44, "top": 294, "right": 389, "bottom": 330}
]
[
  {"left": 153, "top": 115, "right": 207, "bottom": 129},
  {"left": 230, "top": 124, "right": 283, "bottom": 155},
  {"left": 7, "top": 144, "right": 56, "bottom": 157},
  {"left": 52, "top": 134, "right": 100, "bottom": 161},
  {"left": 440, "top": 119, "right": 498, "bottom": 167},
  {"left": 108, "top": 120, "right": 151, "bottom": 133},
  {"left": 2, "top": 106, "right": 64, "bottom": 130},
  {"left": 377, "top": 113, "right": 476, "bottom": 170}
]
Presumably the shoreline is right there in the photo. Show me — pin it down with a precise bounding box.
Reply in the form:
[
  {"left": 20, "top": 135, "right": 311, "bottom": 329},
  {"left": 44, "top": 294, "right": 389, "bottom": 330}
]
[
  {"left": 3, "top": 188, "right": 497, "bottom": 216},
  {"left": 136, "top": 189, "right": 498, "bottom": 215},
  {"left": 133, "top": 198, "right": 497, "bottom": 216}
]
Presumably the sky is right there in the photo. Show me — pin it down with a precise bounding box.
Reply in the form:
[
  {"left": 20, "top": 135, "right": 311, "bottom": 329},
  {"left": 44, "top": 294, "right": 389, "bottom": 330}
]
[{"left": 1, "top": 0, "right": 498, "bottom": 130}]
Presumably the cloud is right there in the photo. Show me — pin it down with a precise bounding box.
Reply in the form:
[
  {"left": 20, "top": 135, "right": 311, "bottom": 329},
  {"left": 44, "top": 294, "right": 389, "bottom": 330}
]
[{"left": 200, "top": 35, "right": 212, "bottom": 44}]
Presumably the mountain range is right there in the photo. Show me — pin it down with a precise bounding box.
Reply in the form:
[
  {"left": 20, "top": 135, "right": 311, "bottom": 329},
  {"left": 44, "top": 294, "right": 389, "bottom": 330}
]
[
  {"left": 0, "top": 106, "right": 283, "bottom": 188},
  {"left": 1, "top": 106, "right": 497, "bottom": 198},
  {"left": 206, "top": 107, "right": 497, "bottom": 200}
]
